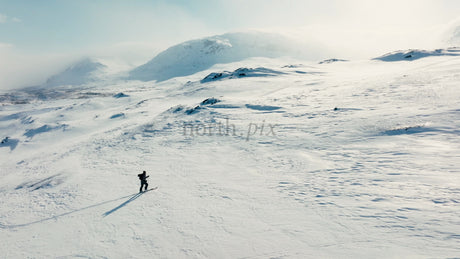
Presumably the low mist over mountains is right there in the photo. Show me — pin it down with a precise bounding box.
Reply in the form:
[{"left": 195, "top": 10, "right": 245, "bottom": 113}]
[
  {"left": 128, "top": 31, "right": 322, "bottom": 82},
  {"left": 44, "top": 58, "right": 107, "bottom": 87}
]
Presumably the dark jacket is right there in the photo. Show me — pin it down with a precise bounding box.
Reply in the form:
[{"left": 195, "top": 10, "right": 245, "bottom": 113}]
[{"left": 138, "top": 173, "right": 149, "bottom": 182}]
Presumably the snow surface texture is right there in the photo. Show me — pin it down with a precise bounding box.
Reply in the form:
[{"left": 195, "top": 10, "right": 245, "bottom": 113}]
[
  {"left": 128, "top": 32, "right": 321, "bottom": 82},
  {"left": 1, "top": 41, "right": 460, "bottom": 258}
]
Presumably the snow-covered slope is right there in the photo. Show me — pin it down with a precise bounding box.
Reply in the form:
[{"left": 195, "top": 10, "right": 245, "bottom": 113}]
[
  {"left": 129, "top": 32, "right": 320, "bottom": 82},
  {"left": 200, "top": 67, "right": 286, "bottom": 83},
  {"left": 373, "top": 47, "right": 460, "bottom": 61},
  {"left": 45, "top": 58, "right": 107, "bottom": 87},
  {"left": 1, "top": 49, "right": 460, "bottom": 258}
]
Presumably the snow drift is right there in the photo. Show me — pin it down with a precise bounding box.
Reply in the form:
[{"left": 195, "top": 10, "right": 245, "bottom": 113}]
[{"left": 128, "top": 31, "right": 320, "bottom": 82}]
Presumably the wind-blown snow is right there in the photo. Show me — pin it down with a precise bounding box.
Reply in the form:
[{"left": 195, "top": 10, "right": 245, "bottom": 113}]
[
  {"left": 444, "top": 19, "right": 460, "bottom": 46},
  {"left": 0, "top": 41, "right": 460, "bottom": 258},
  {"left": 128, "top": 32, "right": 321, "bottom": 82}
]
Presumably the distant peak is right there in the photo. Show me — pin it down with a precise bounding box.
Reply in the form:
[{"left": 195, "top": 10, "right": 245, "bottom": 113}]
[
  {"left": 44, "top": 58, "right": 107, "bottom": 87},
  {"left": 128, "top": 31, "right": 322, "bottom": 82}
]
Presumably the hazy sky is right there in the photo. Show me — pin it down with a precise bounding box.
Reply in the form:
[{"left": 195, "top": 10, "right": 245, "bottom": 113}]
[{"left": 1, "top": 0, "right": 459, "bottom": 89}]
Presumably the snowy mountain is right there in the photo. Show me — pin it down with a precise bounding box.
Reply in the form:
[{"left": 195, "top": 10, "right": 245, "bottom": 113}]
[
  {"left": 128, "top": 31, "right": 320, "bottom": 82},
  {"left": 1, "top": 36, "right": 460, "bottom": 258},
  {"left": 44, "top": 58, "right": 107, "bottom": 87}
]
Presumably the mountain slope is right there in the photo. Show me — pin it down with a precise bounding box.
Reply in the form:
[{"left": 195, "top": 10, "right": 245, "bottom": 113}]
[{"left": 128, "top": 31, "right": 320, "bottom": 82}]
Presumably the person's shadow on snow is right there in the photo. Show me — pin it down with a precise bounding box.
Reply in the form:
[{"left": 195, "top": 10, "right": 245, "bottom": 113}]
[
  {"left": 102, "top": 187, "right": 157, "bottom": 217},
  {"left": 0, "top": 188, "right": 157, "bottom": 229},
  {"left": 102, "top": 192, "right": 143, "bottom": 217}
]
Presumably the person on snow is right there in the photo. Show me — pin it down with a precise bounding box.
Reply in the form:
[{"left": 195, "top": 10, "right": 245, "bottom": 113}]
[{"left": 138, "top": 171, "right": 149, "bottom": 192}]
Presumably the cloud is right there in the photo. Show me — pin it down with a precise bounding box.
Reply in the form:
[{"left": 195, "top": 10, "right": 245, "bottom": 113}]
[
  {"left": 0, "top": 13, "right": 21, "bottom": 24},
  {"left": 0, "top": 40, "right": 160, "bottom": 91},
  {"left": 0, "top": 43, "right": 78, "bottom": 90},
  {"left": 211, "top": 0, "right": 460, "bottom": 58},
  {"left": 93, "top": 41, "right": 161, "bottom": 65},
  {"left": 0, "top": 13, "right": 7, "bottom": 23},
  {"left": 0, "top": 42, "right": 13, "bottom": 48}
]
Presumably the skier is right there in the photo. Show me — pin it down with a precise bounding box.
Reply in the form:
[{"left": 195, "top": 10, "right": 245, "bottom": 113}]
[{"left": 138, "top": 171, "right": 149, "bottom": 192}]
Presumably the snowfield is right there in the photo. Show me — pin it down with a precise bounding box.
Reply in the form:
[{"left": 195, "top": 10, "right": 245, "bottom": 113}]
[{"left": 1, "top": 44, "right": 460, "bottom": 258}]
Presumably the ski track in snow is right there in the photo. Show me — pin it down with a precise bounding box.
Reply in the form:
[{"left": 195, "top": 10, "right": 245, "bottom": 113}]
[{"left": 1, "top": 56, "right": 460, "bottom": 258}]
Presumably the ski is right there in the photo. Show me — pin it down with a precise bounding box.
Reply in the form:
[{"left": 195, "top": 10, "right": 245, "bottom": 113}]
[{"left": 140, "top": 187, "right": 158, "bottom": 193}]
